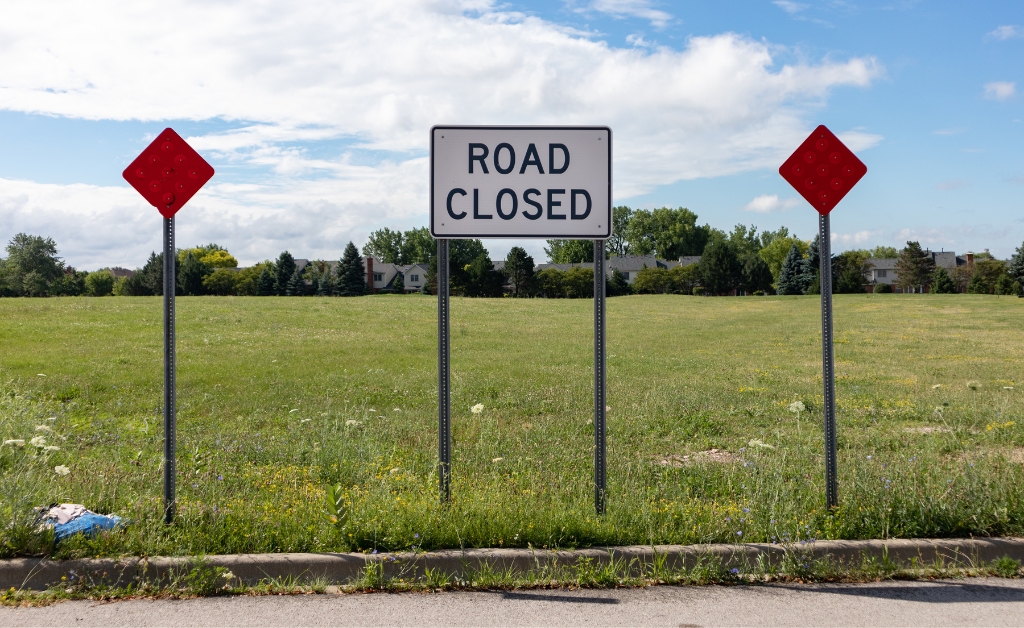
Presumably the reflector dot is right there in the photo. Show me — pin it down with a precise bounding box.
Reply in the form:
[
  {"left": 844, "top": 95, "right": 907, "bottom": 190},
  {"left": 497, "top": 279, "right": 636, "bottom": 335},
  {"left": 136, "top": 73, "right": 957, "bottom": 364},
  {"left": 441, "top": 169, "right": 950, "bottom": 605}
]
[
  {"left": 188, "top": 168, "right": 200, "bottom": 180},
  {"left": 161, "top": 141, "right": 173, "bottom": 151},
  {"left": 830, "top": 177, "right": 844, "bottom": 190},
  {"left": 162, "top": 192, "right": 175, "bottom": 205},
  {"left": 803, "top": 151, "right": 816, "bottom": 164},
  {"left": 816, "top": 164, "right": 829, "bottom": 177},
  {"left": 135, "top": 168, "right": 145, "bottom": 178},
  {"left": 149, "top": 155, "right": 161, "bottom": 165},
  {"left": 816, "top": 138, "right": 828, "bottom": 151},
  {"left": 162, "top": 166, "right": 174, "bottom": 178},
  {"left": 829, "top": 152, "right": 842, "bottom": 165},
  {"left": 174, "top": 154, "right": 187, "bottom": 166},
  {"left": 804, "top": 177, "right": 817, "bottom": 189},
  {"left": 175, "top": 181, "right": 186, "bottom": 192},
  {"left": 149, "top": 180, "right": 161, "bottom": 192},
  {"left": 842, "top": 164, "right": 855, "bottom": 177}
]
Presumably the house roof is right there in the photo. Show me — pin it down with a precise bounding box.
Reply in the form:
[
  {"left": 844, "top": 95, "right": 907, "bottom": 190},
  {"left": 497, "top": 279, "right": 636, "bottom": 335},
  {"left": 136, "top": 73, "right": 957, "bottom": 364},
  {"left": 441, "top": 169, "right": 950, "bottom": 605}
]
[
  {"left": 607, "top": 255, "right": 661, "bottom": 272},
  {"left": 866, "top": 257, "right": 897, "bottom": 270}
]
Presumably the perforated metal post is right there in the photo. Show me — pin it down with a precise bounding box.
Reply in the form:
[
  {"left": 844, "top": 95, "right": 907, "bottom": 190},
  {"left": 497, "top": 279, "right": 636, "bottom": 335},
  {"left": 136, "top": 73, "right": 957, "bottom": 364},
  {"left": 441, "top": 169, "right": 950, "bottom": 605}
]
[
  {"left": 593, "top": 240, "right": 607, "bottom": 514},
  {"left": 162, "top": 216, "right": 177, "bottom": 524},
  {"left": 437, "top": 239, "right": 452, "bottom": 503},
  {"left": 818, "top": 214, "right": 838, "bottom": 510}
]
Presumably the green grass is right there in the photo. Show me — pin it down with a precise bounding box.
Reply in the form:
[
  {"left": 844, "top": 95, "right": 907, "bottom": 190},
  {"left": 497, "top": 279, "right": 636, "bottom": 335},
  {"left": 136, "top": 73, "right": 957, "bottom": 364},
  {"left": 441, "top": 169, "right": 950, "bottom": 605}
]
[{"left": 1, "top": 293, "right": 1023, "bottom": 558}]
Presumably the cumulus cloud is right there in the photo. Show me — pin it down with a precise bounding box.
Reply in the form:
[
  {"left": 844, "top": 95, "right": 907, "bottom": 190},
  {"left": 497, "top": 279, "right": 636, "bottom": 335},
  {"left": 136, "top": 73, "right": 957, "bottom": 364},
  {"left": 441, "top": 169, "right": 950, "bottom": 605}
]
[
  {"left": 742, "top": 194, "right": 800, "bottom": 213},
  {"left": 984, "top": 81, "right": 1016, "bottom": 101},
  {"left": 0, "top": 0, "right": 881, "bottom": 266},
  {"left": 985, "top": 25, "right": 1021, "bottom": 41},
  {"left": 831, "top": 230, "right": 880, "bottom": 246}
]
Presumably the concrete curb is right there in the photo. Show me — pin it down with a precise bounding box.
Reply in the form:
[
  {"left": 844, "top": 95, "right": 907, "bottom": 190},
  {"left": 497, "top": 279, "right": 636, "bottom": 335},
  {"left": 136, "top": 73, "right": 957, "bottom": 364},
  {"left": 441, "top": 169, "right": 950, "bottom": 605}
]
[{"left": 3, "top": 537, "right": 1023, "bottom": 591}]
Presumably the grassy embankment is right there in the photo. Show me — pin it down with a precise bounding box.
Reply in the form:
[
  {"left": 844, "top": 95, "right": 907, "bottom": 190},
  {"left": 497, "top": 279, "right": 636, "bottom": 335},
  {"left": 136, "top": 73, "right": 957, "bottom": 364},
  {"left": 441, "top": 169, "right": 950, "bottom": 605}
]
[{"left": 0, "top": 294, "right": 1022, "bottom": 558}]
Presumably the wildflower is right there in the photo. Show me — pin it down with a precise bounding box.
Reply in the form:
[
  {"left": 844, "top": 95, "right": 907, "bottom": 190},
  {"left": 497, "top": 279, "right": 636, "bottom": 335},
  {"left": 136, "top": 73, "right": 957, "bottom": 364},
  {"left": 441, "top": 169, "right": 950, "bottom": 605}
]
[
  {"left": 736, "top": 531, "right": 743, "bottom": 536},
  {"left": 748, "top": 439, "right": 774, "bottom": 449},
  {"left": 788, "top": 401, "right": 806, "bottom": 414},
  {"left": 346, "top": 420, "right": 361, "bottom": 426},
  {"left": 289, "top": 409, "right": 299, "bottom": 413},
  {"left": 217, "top": 475, "right": 223, "bottom": 481},
  {"left": 730, "top": 568, "right": 739, "bottom": 574},
  {"left": 371, "top": 549, "right": 378, "bottom": 554},
  {"left": 931, "top": 384, "right": 942, "bottom": 389},
  {"left": 866, "top": 455, "right": 872, "bottom": 460},
  {"left": 393, "top": 408, "right": 400, "bottom": 412},
  {"left": 492, "top": 457, "right": 504, "bottom": 463},
  {"left": 35, "top": 425, "right": 53, "bottom": 432},
  {"left": 414, "top": 533, "right": 419, "bottom": 539},
  {"left": 471, "top": 404, "right": 484, "bottom": 414},
  {"left": 30, "top": 436, "right": 46, "bottom": 448},
  {"left": 44, "top": 446, "right": 60, "bottom": 452},
  {"left": 2, "top": 440, "right": 25, "bottom": 448},
  {"left": 54, "top": 465, "right": 70, "bottom": 476}
]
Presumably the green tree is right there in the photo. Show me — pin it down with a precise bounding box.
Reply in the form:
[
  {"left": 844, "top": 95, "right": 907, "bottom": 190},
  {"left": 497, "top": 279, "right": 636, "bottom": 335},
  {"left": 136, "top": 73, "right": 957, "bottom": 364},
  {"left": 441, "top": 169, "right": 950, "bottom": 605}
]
[
  {"left": 696, "top": 240, "right": 740, "bottom": 295},
  {"left": 504, "top": 247, "right": 535, "bottom": 297},
  {"left": 178, "top": 252, "right": 209, "bottom": 295},
  {"left": 463, "top": 254, "right": 504, "bottom": 297},
  {"left": 401, "top": 227, "right": 433, "bottom": 264},
  {"left": 336, "top": 242, "right": 367, "bottom": 296},
  {"left": 274, "top": 251, "right": 296, "bottom": 296},
  {"left": 256, "top": 265, "right": 276, "bottom": 296},
  {"left": 972, "top": 258, "right": 1007, "bottom": 294},
  {"left": 285, "top": 267, "right": 306, "bottom": 296},
  {"left": 739, "top": 254, "right": 774, "bottom": 294},
  {"left": 894, "top": 241, "right": 936, "bottom": 293},
  {"left": 199, "top": 250, "right": 238, "bottom": 268},
  {"left": 85, "top": 270, "right": 114, "bottom": 296},
  {"left": 2, "top": 233, "right": 65, "bottom": 296},
  {"left": 608, "top": 206, "right": 633, "bottom": 257},
  {"left": 50, "top": 268, "right": 88, "bottom": 296},
  {"left": 833, "top": 250, "right": 870, "bottom": 294},
  {"left": 777, "top": 244, "right": 809, "bottom": 295},
  {"left": 994, "top": 274, "right": 1016, "bottom": 295},
  {"left": 1008, "top": 242, "right": 1024, "bottom": 283},
  {"left": 966, "top": 272, "right": 988, "bottom": 294},
  {"left": 872, "top": 283, "right": 893, "bottom": 293},
  {"left": 728, "top": 224, "right": 761, "bottom": 258},
  {"left": 870, "top": 245, "right": 899, "bottom": 258},
  {"left": 534, "top": 268, "right": 565, "bottom": 298},
  {"left": 607, "top": 268, "right": 631, "bottom": 296},
  {"left": 363, "top": 228, "right": 404, "bottom": 263},
  {"left": 391, "top": 273, "right": 405, "bottom": 293},
  {"left": 932, "top": 268, "right": 956, "bottom": 294},
  {"left": 625, "top": 207, "right": 711, "bottom": 259},
  {"left": 759, "top": 236, "right": 808, "bottom": 284},
  {"left": 202, "top": 268, "right": 238, "bottom": 295},
  {"left": 632, "top": 267, "right": 671, "bottom": 294},
  {"left": 544, "top": 239, "right": 593, "bottom": 264},
  {"left": 563, "top": 266, "right": 594, "bottom": 298},
  {"left": 669, "top": 264, "right": 699, "bottom": 294}
]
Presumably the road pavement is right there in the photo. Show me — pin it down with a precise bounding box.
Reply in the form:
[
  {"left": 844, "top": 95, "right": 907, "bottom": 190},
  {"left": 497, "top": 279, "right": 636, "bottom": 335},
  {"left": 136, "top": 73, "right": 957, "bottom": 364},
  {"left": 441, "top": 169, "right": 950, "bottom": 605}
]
[{"left": 3, "top": 578, "right": 1024, "bottom": 627}]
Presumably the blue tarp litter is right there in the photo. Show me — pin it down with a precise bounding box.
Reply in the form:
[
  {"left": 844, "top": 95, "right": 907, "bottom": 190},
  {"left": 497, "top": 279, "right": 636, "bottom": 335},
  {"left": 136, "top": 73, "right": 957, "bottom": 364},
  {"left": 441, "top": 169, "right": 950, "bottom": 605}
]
[{"left": 36, "top": 503, "right": 123, "bottom": 543}]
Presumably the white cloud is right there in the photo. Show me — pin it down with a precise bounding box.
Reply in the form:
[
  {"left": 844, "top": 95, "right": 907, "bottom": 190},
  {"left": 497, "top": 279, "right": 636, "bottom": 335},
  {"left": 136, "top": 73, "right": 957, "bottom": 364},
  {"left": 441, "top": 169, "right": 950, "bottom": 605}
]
[
  {"left": 984, "top": 81, "right": 1016, "bottom": 101},
  {"left": 831, "top": 230, "right": 880, "bottom": 246},
  {"left": 742, "top": 194, "right": 800, "bottom": 213},
  {"left": 0, "top": 0, "right": 881, "bottom": 267},
  {"left": 580, "top": 0, "right": 672, "bottom": 27},
  {"left": 773, "top": 1, "right": 809, "bottom": 14},
  {"left": 985, "top": 25, "right": 1021, "bottom": 41}
]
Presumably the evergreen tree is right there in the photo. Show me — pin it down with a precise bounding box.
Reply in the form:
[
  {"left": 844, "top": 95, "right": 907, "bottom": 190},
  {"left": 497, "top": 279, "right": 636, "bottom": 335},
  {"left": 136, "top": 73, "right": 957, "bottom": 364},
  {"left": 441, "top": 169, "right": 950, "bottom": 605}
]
[
  {"left": 391, "top": 273, "right": 405, "bottom": 293},
  {"left": 285, "top": 267, "right": 305, "bottom": 296},
  {"left": 1008, "top": 242, "right": 1024, "bottom": 283},
  {"left": 696, "top": 239, "right": 741, "bottom": 295},
  {"left": 739, "top": 254, "right": 773, "bottom": 294},
  {"left": 777, "top": 244, "right": 808, "bottom": 295},
  {"left": 274, "top": 251, "right": 296, "bottom": 296},
  {"left": 337, "top": 242, "right": 367, "bottom": 296},
  {"left": 966, "top": 272, "right": 988, "bottom": 294},
  {"left": 894, "top": 241, "right": 935, "bottom": 292},
  {"left": 178, "top": 252, "right": 208, "bottom": 296},
  {"left": 463, "top": 254, "right": 504, "bottom": 297},
  {"left": 802, "top": 235, "right": 821, "bottom": 294},
  {"left": 932, "top": 268, "right": 956, "bottom": 294},
  {"left": 256, "top": 267, "right": 275, "bottom": 296},
  {"left": 504, "top": 246, "right": 535, "bottom": 297},
  {"left": 607, "top": 268, "right": 631, "bottom": 296}
]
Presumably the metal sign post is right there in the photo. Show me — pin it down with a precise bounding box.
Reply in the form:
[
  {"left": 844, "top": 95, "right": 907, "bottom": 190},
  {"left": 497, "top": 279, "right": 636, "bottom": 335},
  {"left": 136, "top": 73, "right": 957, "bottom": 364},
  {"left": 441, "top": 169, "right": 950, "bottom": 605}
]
[
  {"left": 779, "top": 125, "right": 866, "bottom": 511},
  {"left": 430, "top": 126, "right": 612, "bottom": 514},
  {"left": 162, "top": 216, "right": 177, "bottom": 523},
  {"left": 123, "top": 128, "right": 214, "bottom": 524},
  {"left": 437, "top": 239, "right": 452, "bottom": 503},
  {"left": 593, "top": 240, "right": 607, "bottom": 514}
]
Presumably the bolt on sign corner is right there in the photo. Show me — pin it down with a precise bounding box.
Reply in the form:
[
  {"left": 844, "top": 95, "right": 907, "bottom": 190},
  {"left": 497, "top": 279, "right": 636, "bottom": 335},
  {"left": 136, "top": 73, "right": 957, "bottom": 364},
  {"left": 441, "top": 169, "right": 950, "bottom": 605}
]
[{"left": 431, "top": 126, "right": 612, "bottom": 239}]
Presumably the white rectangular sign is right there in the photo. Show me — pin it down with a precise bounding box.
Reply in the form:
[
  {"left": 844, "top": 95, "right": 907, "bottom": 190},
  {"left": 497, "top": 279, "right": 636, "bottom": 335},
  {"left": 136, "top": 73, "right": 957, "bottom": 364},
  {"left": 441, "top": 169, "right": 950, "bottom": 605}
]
[{"left": 430, "top": 126, "right": 611, "bottom": 239}]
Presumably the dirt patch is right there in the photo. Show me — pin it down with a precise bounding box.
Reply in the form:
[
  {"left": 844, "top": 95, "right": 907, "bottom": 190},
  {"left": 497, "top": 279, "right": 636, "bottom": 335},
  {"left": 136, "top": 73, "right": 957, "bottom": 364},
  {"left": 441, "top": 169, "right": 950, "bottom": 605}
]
[
  {"left": 903, "top": 426, "right": 952, "bottom": 434},
  {"left": 655, "top": 449, "right": 738, "bottom": 468},
  {"left": 1011, "top": 448, "right": 1024, "bottom": 464}
]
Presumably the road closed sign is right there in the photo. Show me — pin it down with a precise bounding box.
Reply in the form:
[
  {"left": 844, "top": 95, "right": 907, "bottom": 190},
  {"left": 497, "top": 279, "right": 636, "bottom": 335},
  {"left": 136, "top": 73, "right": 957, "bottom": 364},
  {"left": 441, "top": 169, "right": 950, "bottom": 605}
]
[{"left": 430, "top": 126, "right": 611, "bottom": 239}]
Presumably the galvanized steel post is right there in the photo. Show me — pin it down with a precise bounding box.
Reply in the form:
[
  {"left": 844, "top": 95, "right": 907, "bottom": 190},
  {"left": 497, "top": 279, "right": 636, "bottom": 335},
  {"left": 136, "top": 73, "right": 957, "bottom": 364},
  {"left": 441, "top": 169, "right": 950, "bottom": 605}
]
[
  {"left": 437, "top": 239, "right": 452, "bottom": 503},
  {"left": 593, "top": 240, "right": 607, "bottom": 514},
  {"left": 162, "top": 216, "right": 177, "bottom": 524},
  {"left": 818, "top": 214, "right": 838, "bottom": 509}
]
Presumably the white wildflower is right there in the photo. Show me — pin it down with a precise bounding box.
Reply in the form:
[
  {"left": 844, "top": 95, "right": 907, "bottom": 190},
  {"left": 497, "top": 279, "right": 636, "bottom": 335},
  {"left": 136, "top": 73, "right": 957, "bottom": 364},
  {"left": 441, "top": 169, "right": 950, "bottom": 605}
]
[
  {"left": 35, "top": 425, "right": 53, "bottom": 432},
  {"left": 1004, "top": 386, "right": 1014, "bottom": 390},
  {"left": 492, "top": 457, "right": 504, "bottom": 463},
  {"left": 44, "top": 445, "right": 60, "bottom": 452},
  {"left": 36, "top": 373, "right": 46, "bottom": 377},
  {"left": 300, "top": 418, "right": 311, "bottom": 423},
  {"left": 393, "top": 408, "right": 400, "bottom": 412},
  {"left": 3, "top": 439, "right": 25, "bottom": 448},
  {"left": 345, "top": 420, "right": 360, "bottom": 426},
  {"left": 390, "top": 468, "right": 400, "bottom": 474},
  {"left": 931, "top": 384, "right": 942, "bottom": 389},
  {"left": 30, "top": 436, "right": 46, "bottom": 448},
  {"left": 368, "top": 408, "right": 376, "bottom": 412},
  {"left": 471, "top": 404, "right": 484, "bottom": 414},
  {"left": 54, "top": 465, "right": 70, "bottom": 476},
  {"left": 748, "top": 439, "right": 775, "bottom": 449},
  {"left": 289, "top": 409, "right": 299, "bottom": 413},
  {"left": 788, "top": 401, "right": 806, "bottom": 414}
]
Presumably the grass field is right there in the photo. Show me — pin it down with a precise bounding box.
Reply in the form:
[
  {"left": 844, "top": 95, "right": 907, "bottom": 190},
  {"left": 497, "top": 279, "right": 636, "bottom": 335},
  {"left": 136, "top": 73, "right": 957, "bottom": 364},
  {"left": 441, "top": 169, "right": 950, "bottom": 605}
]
[{"left": 1, "top": 293, "right": 1023, "bottom": 559}]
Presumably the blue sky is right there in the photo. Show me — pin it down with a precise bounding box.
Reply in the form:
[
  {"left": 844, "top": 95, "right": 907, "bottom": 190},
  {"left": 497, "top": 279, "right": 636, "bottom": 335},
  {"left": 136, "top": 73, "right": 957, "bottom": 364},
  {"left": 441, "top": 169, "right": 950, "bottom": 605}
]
[{"left": 0, "top": 0, "right": 1020, "bottom": 268}]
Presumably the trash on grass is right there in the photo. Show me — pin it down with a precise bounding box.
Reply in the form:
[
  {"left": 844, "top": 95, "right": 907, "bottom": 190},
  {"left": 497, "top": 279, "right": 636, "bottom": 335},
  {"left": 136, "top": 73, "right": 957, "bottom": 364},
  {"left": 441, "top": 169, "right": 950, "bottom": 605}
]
[{"left": 35, "top": 503, "right": 123, "bottom": 543}]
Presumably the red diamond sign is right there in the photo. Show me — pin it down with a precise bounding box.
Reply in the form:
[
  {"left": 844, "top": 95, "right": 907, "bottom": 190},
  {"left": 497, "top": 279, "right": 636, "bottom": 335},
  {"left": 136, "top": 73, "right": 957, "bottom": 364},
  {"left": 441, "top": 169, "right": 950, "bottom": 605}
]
[
  {"left": 122, "top": 128, "right": 214, "bottom": 218},
  {"left": 779, "top": 125, "right": 866, "bottom": 215}
]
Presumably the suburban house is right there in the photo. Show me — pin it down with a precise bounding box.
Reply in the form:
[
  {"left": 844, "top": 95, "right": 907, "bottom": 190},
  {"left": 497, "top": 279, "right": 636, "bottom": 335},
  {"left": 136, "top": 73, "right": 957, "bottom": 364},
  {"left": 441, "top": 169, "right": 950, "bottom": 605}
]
[
  {"left": 866, "top": 251, "right": 970, "bottom": 293},
  {"left": 497, "top": 255, "right": 700, "bottom": 285},
  {"left": 293, "top": 257, "right": 428, "bottom": 293}
]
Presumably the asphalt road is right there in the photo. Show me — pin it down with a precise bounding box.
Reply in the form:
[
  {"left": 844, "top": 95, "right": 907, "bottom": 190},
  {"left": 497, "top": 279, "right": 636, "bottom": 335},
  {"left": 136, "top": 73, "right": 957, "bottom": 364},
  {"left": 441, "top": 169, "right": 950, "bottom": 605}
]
[{"left": 4, "top": 579, "right": 1024, "bottom": 627}]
